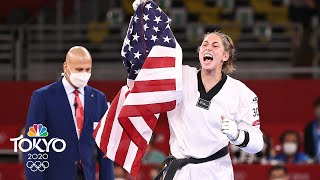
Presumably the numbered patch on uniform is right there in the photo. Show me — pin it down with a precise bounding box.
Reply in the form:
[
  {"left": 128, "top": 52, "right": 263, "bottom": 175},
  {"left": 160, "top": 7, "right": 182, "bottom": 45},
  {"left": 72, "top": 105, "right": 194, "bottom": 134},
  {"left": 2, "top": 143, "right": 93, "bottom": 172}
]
[
  {"left": 196, "top": 98, "right": 211, "bottom": 110},
  {"left": 252, "top": 97, "right": 258, "bottom": 104}
]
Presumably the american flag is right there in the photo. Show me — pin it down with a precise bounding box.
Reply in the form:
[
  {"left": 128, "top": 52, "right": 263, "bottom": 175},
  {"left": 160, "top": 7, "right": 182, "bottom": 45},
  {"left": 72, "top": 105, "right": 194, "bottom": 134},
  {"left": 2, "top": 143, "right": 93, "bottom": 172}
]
[{"left": 93, "top": 0, "right": 182, "bottom": 176}]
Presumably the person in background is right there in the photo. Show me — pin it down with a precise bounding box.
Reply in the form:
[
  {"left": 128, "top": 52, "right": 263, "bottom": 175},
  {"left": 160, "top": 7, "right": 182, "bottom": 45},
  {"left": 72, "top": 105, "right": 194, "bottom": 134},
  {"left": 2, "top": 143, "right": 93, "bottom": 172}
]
[
  {"left": 149, "top": 166, "right": 163, "bottom": 179},
  {"left": 142, "top": 134, "right": 166, "bottom": 165},
  {"left": 274, "top": 130, "right": 311, "bottom": 164},
  {"left": 304, "top": 96, "right": 320, "bottom": 163},
  {"left": 289, "top": 0, "right": 317, "bottom": 78},
  {"left": 288, "top": 0, "right": 316, "bottom": 28},
  {"left": 114, "top": 163, "right": 126, "bottom": 180},
  {"left": 269, "top": 165, "right": 289, "bottom": 180}
]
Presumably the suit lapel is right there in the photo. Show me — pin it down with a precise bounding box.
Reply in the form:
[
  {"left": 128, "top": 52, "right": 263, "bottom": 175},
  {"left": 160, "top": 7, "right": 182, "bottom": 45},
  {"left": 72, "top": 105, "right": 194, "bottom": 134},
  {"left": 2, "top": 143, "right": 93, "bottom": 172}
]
[
  {"left": 56, "top": 80, "right": 79, "bottom": 140},
  {"left": 82, "top": 86, "right": 94, "bottom": 137}
]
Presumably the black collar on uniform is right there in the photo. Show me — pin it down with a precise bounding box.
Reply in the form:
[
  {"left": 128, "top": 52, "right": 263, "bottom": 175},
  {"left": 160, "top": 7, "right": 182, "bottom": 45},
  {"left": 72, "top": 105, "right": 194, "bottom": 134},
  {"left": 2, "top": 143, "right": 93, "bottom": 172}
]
[{"left": 197, "top": 71, "right": 227, "bottom": 101}]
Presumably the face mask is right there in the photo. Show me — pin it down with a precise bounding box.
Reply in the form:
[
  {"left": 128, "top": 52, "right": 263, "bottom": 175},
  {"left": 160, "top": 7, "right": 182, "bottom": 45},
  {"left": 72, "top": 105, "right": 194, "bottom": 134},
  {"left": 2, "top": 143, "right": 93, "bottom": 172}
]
[
  {"left": 283, "top": 142, "right": 298, "bottom": 155},
  {"left": 66, "top": 63, "right": 91, "bottom": 88}
]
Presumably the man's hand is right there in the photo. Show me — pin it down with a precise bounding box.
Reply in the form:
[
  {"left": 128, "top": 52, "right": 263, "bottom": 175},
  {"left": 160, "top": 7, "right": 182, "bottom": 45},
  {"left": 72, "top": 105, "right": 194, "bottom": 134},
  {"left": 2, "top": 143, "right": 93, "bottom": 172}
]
[
  {"left": 132, "top": 0, "right": 148, "bottom": 11},
  {"left": 221, "top": 116, "right": 240, "bottom": 141}
]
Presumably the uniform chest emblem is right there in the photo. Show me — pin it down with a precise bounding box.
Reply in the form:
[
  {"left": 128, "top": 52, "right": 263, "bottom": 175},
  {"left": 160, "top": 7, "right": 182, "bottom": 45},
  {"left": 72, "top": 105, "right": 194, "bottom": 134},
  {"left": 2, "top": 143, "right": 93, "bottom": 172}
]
[{"left": 196, "top": 98, "right": 211, "bottom": 110}]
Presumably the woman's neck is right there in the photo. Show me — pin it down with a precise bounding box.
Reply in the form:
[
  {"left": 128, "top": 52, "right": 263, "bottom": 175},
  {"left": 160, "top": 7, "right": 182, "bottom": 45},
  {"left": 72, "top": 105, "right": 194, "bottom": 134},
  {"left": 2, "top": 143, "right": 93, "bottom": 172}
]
[{"left": 201, "top": 69, "right": 222, "bottom": 92}]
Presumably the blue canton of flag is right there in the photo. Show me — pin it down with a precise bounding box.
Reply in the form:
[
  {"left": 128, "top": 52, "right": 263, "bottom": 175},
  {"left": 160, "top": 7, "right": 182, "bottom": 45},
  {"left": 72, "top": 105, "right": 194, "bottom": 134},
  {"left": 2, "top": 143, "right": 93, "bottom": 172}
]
[{"left": 121, "top": 0, "right": 175, "bottom": 80}]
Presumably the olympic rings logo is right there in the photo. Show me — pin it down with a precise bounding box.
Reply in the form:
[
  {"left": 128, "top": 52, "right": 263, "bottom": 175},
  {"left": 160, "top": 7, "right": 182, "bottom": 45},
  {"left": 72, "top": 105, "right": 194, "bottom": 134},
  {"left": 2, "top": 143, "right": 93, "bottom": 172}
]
[{"left": 26, "top": 161, "right": 50, "bottom": 172}]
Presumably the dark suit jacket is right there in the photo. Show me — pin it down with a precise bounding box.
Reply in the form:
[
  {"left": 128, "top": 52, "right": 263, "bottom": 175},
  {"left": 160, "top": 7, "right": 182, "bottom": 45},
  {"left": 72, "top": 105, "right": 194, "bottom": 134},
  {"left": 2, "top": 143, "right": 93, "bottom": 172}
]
[
  {"left": 23, "top": 79, "right": 114, "bottom": 180},
  {"left": 304, "top": 120, "right": 316, "bottom": 158}
]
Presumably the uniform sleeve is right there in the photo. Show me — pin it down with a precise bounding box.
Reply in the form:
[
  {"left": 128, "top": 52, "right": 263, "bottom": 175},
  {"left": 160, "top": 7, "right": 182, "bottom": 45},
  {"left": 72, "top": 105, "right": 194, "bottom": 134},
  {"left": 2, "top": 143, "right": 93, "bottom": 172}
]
[{"left": 230, "top": 84, "right": 263, "bottom": 154}]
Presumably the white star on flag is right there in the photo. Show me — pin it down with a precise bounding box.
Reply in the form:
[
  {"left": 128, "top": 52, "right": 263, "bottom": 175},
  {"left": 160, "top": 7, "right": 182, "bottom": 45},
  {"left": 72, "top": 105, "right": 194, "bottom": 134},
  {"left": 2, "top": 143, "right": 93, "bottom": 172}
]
[
  {"left": 143, "top": 14, "right": 150, "bottom": 21},
  {"left": 124, "top": 37, "right": 130, "bottom": 46},
  {"left": 128, "top": 44, "right": 133, "bottom": 51},
  {"left": 153, "top": 26, "right": 160, "bottom": 33},
  {"left": 134, "top": 69, "right": 141, "bottom": 74},
  {"left": 132, "top": 33, "right": 140, "bottom": 41},
  {"left": 121, "top": 49, "right": 127, "bottom": 57},
  {"left": 134, "top": 51, "right": 142, "bottom": 59},
  {"left": 163, "top": 36, "right": 171, "bottom": 43},
  {"left": 134, "top": 15, "right": 139, "bottom": 23},
  {"left": 166, "top": 17, "right": 172, "bottom": 24},
  {"left": 143, "top": 23, "right": 149, "bottom": 31},
  {"left": 153, "top": 16, "right": 162, "bottom": 24},
  {"left": 129, "top": 26, "right": 133, "bottom": 34},
  {"left": 145, "top": 3, "right": 152, "bottom": 10},
  {"left": 151, "top": 35, "right": 158, "bottom": 42}
]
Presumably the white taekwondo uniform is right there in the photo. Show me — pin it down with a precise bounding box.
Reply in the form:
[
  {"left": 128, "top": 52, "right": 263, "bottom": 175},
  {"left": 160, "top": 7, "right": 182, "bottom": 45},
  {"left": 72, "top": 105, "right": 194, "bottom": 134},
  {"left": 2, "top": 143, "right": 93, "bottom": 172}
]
[{"left": 166, "top": 65, "right": 263, "bottom": 180}]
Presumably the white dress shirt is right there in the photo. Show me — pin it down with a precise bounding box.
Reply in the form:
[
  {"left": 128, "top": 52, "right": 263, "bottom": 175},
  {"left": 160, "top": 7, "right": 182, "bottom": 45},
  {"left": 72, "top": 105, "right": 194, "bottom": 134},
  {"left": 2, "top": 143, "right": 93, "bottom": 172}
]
[{"left": 62, "top": 77, "right": 85, "bottom": 139}]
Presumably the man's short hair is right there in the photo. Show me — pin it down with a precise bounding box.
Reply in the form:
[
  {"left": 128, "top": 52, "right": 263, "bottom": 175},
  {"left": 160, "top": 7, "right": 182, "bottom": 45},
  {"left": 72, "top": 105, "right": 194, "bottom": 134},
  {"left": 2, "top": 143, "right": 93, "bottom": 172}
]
[{"left": 268, "top": 165, "right": 288, "bottom": 176}]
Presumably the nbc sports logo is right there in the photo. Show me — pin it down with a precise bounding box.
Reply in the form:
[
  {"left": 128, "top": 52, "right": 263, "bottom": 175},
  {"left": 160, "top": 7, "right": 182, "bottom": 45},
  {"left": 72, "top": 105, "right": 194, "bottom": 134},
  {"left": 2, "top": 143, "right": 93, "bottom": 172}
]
[
  {"left": 10, "top": 123, "right": 67, "bottom": 172},
  {"left": 10, "top": 123, "right": 66, "bottom": 153},
  {"left": 27, "top": 124, "right": 49, "bottom": 137}
]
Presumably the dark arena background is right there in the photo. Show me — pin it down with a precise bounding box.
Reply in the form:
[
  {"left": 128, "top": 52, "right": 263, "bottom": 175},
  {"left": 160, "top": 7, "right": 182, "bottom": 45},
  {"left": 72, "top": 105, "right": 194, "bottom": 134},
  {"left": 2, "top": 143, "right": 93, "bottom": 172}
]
[{"left": 0, "top": 0, "right": 320, "bottom": 180}]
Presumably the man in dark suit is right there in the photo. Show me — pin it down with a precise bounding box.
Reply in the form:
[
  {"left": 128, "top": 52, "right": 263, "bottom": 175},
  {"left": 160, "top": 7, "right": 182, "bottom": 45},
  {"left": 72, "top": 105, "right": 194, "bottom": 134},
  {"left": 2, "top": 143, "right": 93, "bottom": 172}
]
[
  {"left": 304, "top": 96, "right": 320, "bottom": 163},
  {"left": 23, "top": 46, "right": 114, "bottom": 180}
]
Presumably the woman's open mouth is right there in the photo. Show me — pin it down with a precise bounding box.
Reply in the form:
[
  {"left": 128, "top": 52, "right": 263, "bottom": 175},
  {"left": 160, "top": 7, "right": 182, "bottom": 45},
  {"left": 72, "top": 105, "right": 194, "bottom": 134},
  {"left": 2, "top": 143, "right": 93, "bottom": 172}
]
[{"left": 203, "top": 53, "right": 213, "bottom": 63}]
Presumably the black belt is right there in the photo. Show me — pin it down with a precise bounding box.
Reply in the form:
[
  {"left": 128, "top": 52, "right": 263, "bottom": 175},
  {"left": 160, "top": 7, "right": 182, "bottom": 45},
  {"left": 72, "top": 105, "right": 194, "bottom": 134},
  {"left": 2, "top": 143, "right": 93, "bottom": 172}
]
[{"left": 154, "top": 146, "right": 229, "bottom": 180}]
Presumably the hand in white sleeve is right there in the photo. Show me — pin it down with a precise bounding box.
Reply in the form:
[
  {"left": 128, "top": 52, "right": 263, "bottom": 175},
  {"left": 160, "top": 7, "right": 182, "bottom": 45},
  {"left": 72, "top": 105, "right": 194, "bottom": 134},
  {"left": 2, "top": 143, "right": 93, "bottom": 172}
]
[
  {"left": 221, "top": 116, "right": 240, "bottom": 141},
  {"left": 132, "top": 0, "right": 148, "bottom": 11}
]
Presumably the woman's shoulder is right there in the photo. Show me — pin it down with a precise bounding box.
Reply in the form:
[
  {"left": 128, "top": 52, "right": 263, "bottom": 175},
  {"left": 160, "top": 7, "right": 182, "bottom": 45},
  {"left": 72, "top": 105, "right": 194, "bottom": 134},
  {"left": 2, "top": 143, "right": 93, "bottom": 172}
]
[
  {"left": 226, "top": 76, "right": 245, "bottom": 87},
  {"left": 226, "top": 76, "right": 257, "bottom": 97}
]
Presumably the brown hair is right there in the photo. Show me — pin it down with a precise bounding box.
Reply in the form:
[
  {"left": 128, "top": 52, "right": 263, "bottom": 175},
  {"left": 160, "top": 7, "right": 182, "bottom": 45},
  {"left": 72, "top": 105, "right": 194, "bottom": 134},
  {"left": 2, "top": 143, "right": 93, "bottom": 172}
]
[{"left": 199, "top": 31, "right": 236, "bottom": 74}]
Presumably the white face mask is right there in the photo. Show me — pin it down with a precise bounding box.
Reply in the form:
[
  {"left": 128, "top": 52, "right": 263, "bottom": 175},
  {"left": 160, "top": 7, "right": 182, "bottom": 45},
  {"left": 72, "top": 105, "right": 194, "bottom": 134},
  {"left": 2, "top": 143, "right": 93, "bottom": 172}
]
[
  {"left": 283, "top": 142, "right": 298, "bottom": 155},
  {"left": 66, "top": 63, "right": 91, "bottom": 88}
]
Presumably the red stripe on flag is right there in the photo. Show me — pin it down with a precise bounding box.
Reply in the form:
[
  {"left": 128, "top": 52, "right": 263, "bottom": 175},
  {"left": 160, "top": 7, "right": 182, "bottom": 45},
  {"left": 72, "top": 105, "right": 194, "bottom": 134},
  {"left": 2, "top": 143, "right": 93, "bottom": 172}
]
[
  {"left": 130, "top": 79, "right": 176, "bottom": 93},
  {"left": 118, "top": 116, "right": 158, "bottom": 154},
  {"left": 130, "top": 148, "right": 145, "bottom": 176},
  {"left": 142, "top": 57, "right": 175, "bottom": 69},
  {"left": 119, "top": 100, "right": 176, "bottom": 117},
  {"left": 118, "top": 117, "right": 148, "bottom": 152},
  {"left": 142, "top": 115, "right": 158, "bottom": 131},
  {"left": 99, "top": 91, "right": 121, "bottom": 153},
  {"left": 114, "top": 131, "right": 131, "bottom": 166}
]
